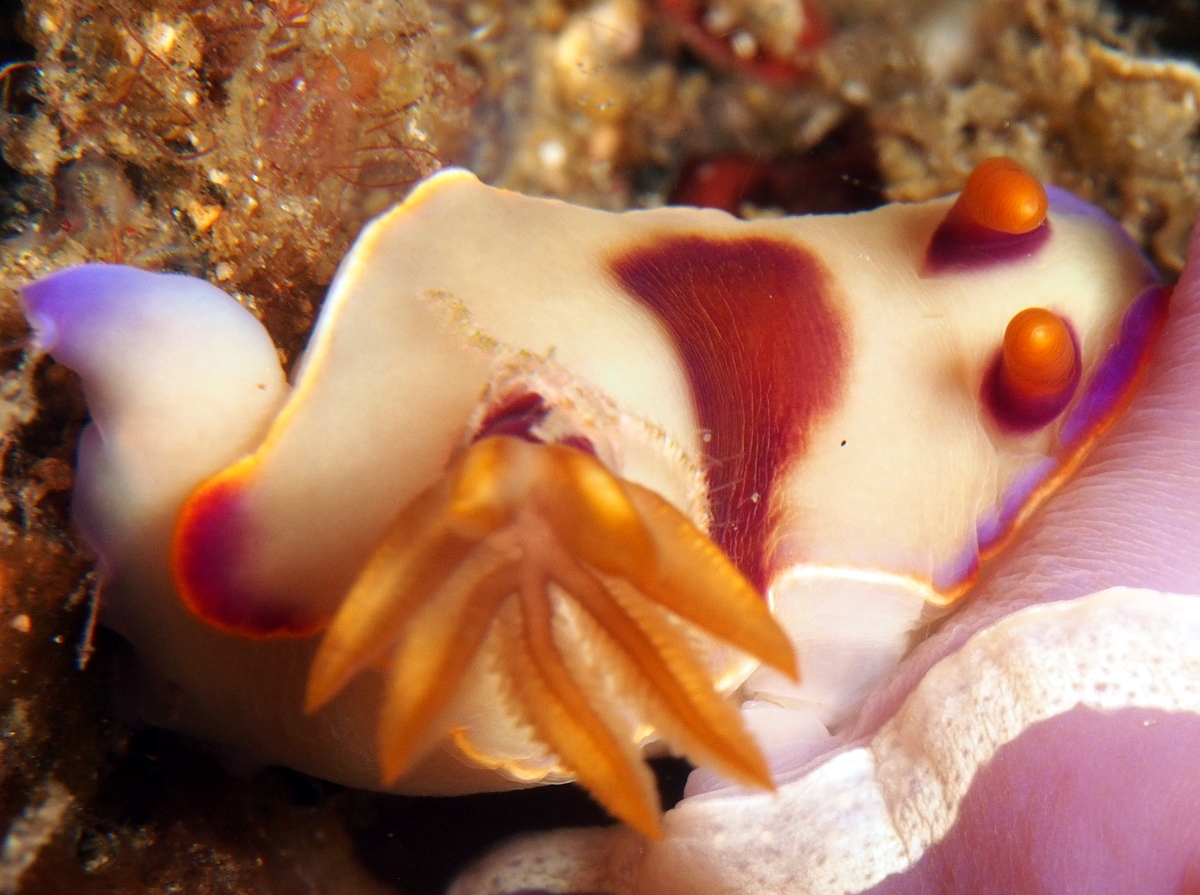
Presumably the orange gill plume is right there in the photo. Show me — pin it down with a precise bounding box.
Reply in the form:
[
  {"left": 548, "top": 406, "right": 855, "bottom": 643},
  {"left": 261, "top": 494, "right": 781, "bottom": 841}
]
[{"left": 305, "top": 434, "right": 797, "bottom": 838}]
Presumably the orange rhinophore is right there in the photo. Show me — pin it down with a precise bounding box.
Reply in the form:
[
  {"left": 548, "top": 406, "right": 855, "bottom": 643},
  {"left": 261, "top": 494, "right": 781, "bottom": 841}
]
[
  {"left": 960, "top": 157, "right": 1049, "bottom": 235},
  {"left": 926, "top": 157, "right": 1052, "bottom": 272},
  {"left": 1002, "top": 308, "right": 1078, "bottom": 398}
]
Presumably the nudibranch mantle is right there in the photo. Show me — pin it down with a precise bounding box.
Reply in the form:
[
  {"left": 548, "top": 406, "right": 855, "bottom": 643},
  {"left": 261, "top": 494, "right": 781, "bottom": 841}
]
[
  {"left": 185, "top": 166, "right": 1158, "bottom": 619},
  {"left": 23, "top": 265, "right": 287, "bottom": 579},
  {"left": 22, "top": 162, "right": 1163, "bottom": 835}
]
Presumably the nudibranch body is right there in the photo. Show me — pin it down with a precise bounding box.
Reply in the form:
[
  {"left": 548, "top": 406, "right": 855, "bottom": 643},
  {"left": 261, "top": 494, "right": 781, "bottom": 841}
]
[
  {"left": 23, "top": 160, "right": 1163, "bottom": 836},
  {"left": 453, "top": 217, "right": 1200, "bottom": 895}
]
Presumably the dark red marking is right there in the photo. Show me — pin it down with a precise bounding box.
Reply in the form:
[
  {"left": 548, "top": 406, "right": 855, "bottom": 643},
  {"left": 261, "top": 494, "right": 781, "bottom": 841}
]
[
  {"left": 982, "top": 325, "right": 1081, "bottom": 433},
  {"left": 473, "top": 391, "right": 597, "bottom": 456},
  {"left": 172, "top": 477, "right": 327, "bottom": 638},
  {"left": 925, "top": 205, "right": 1050, "bottom": 274},
  {"left": 476, "top": 392, "right": 552, "bottom": 443},
  {"left": 610, "top": 236, "right": 848, "bottom": 591}
]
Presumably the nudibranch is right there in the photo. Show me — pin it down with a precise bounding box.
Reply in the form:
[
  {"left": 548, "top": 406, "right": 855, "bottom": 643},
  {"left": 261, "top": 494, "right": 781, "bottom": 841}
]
[
  {"left": 451, "top": 216, "right": 1200, "bottom": 895},
  {"left": 22, "top": 158, "right": 1164, "bottom": 838}
]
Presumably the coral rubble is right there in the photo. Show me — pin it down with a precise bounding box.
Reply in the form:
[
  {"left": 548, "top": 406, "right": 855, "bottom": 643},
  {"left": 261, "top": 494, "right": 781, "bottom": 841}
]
[{"left": 2, "top": 0, "right": 480, "bottom": 355}]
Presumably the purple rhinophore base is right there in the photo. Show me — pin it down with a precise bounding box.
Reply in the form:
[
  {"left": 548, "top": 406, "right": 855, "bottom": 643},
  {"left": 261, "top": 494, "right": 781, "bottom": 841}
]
[
  {"left": 923, "top": 217, "right": 1050, "bottom": 274},
  {"left": 980, "top": 327, "right": 1081, "bottom": 434}
]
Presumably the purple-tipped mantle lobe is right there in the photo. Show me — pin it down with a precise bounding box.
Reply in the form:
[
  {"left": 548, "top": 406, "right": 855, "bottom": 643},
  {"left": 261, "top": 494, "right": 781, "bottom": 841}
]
[
  {"left": 20, "top": 263, "right": 286, "bottom": 640},
  {"left": 451, "top": 219, "right": 1200, "bottom": 894}
]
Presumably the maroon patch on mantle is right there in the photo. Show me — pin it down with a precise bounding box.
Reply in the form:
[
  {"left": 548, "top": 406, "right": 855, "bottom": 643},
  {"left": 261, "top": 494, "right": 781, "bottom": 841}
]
[
  {"left": 609, "top": 236, "right": 848, "bottom": 590},
  {"left": 173, "top": 478, "right": 327, "bottom": 639}
]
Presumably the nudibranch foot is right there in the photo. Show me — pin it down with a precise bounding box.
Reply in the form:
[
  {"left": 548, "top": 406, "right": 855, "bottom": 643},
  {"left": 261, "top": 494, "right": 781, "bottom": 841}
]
[{"left": 306, "top": 434, "right": 796, "bottom": 838}]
